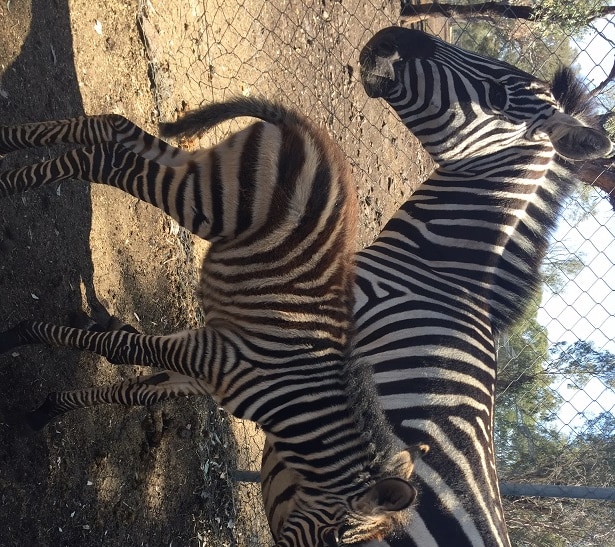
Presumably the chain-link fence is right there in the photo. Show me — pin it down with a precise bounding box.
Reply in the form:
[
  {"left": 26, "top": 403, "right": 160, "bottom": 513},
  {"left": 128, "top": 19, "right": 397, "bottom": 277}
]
[{"left": 135, "top": 1, "right": 615, "bottom": 544}]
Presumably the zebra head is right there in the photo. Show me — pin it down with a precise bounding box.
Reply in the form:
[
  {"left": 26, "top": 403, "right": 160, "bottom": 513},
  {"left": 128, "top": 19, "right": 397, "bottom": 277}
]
[
  {"left": 359, "top": 27, "right": 612, "bottom": 169},
  {"left": 273, "top": 444, "right": 429, "bottom": 546}
]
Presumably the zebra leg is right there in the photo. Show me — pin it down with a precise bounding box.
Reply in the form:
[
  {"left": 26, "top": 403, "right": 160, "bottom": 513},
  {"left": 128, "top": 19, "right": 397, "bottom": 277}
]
[
  {"left": 0, "top": 141, "right": 217, "bottom": 238},
  {"left": 0, "top": 115, "right": 193, "bottom": 167},
  {"left": 27, "top": 371, "right": 210, "bottom": 430},
  {"left": 0, "top": 320, "right": 199, "bottom": 369},
  {"left": 0, "top": 320, "right": 244, "bottom": 406},
  {"left": 1, "top": 317, "right": 214, "bottom": 430},
  {"left": 0, "top": 121, "right": 267, "bottom": 241}
]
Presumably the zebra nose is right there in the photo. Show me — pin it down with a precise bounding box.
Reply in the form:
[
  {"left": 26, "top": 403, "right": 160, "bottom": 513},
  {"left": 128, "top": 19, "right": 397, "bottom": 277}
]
[
  {"left": 359, "top": 36, "right": 400, "bottom": 98},
  {"left": 359, "top": 58, "right": 395, "bottom": 98},
  {"left": 363, "top": 27, "right": 436, "bottom": 62}
]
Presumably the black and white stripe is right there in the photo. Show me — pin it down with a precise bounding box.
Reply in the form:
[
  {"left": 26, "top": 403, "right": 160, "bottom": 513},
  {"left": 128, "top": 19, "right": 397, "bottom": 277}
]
[
  {"left": 0, "top": 97, "right": 423, "bottom": 547},
  {"left": 261, "top": 28, "right": 612, "bottom": 547}
]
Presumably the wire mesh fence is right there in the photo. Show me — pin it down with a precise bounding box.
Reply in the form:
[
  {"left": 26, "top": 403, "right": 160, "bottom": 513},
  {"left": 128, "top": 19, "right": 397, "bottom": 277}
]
[{"left": 136, "top": 0, "right": 615, "bottom": 544}]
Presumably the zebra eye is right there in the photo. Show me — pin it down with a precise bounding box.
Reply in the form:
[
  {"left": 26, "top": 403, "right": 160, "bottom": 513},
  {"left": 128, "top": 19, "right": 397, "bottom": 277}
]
[
  {"left": 375, "top": 38, "right": 397, "bottom": 58},
  {"left": 488, "top": 83, "right": 507, "bottom": 110}
]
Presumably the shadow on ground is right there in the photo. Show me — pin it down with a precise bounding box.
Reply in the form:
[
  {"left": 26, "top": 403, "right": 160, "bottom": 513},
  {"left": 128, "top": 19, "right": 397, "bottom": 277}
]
[{"left": 0, "top": 2, "right": 219, "bottom": 545}]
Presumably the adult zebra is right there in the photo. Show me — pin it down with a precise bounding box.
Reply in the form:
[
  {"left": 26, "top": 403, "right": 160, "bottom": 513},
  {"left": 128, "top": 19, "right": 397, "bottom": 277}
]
[
  {"left": 260, "top": 28, "right": 612, "bottom": 546},
  {"left": 0, "top": 97, "right": 424, "bottom": 546}
]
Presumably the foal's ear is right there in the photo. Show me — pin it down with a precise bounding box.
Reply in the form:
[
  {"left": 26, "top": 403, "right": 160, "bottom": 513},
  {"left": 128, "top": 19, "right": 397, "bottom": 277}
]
[
  {"left": 388, "top": 443, "right": 430, "bottom": 479},
  {"left": 357, "top": 478, "right": 417, "bottom": 513},
  {"left": 542, "top": 111, "right": 612, "bottom": 160},
  {"left": 408, "top": 443, "right": 430, "bottom": 460}
]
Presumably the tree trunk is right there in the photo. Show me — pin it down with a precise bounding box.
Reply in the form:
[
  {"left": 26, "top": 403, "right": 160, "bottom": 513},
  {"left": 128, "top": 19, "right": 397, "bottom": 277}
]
[
  {"left": 400, "top": 2, "right": 615, "bottom": 25},
  {"left": 579, "top": 160, "right": 615, "bottom": 210},
  {"left": 500, "top": 483, "right": 615, "bottom": 500}
]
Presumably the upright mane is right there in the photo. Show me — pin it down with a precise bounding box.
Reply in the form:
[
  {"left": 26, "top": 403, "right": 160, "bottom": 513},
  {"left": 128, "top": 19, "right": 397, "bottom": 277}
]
[
  {"left": 551, "top": 67, "right": 602, "bottom": 126},
  {"left": 343, "top": 352, "right": 400, "bottom": 467}
]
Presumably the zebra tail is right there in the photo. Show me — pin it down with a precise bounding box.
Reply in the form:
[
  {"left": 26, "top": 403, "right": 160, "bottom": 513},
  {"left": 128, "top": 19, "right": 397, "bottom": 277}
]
[{"left": 158, "top": 96, "right": 305, "bottom": 138}]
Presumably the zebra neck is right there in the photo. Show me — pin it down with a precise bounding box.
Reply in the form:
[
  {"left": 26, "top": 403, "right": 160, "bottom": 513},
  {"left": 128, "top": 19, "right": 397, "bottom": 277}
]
[
  {"left": 433, "top": 137, "right": 555, "bottom": 176},
  {"left": 385, "top": 156, "right": 577, "bottom": 332},
  {"left": 268, "top": 358, "right": 400, "bottom": 486}
]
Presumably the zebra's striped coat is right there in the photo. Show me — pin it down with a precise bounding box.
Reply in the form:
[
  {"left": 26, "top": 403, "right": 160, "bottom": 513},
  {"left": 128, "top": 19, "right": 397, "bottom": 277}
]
[
  {"left": 260, "top": 28, "right": 612, "bottom": 547},
  {"left": 0, "top": 97, "right": 422, "bottom": 547}
]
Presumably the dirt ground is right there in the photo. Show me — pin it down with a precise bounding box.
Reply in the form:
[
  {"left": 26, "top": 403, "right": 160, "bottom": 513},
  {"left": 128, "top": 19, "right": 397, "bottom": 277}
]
[
  {"left": 0, "top": 1, "right": 428, "bottom": 545},
  {"left": 0, "top": 1, "right": 220, "bottom": 545}
]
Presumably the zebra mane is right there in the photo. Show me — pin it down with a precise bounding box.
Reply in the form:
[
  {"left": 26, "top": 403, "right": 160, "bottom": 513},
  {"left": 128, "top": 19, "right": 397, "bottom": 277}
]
[
  {"left": 343, "top": 351, "right": 402, "bottom": 471},
  {"left": 551, "top": 66, "right": 602, "bottom": 127}
]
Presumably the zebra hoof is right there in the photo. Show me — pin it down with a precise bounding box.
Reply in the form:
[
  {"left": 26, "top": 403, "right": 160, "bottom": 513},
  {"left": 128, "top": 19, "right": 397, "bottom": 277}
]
[
  {"left": 68, "top": 310, "right": 103, "bottom": 331},
  {"left": 25, "top": 410, "right": 53, "bottom": 431},
  {"left": 25, "top": 398, "right": 58, "bottom": 431},
  {"left": 68, "top": 310, "right": 140, "bottom": 334},
  {"left": 0, "top": 325, "right": 23, "bottom": 354}
]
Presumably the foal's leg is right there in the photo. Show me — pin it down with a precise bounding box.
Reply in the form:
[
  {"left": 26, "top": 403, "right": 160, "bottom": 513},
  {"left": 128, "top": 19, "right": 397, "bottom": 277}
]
[
  {"left": 0, "top": 114, "right": 193, "bottom": 167},
  {"left": 28, "top": 370, "right": 210, "bottom": 430},
  {"left": 4, "top": 315, "right": 213, "bottom": 430},
  {"left": 0, "top": 116, "right": 267, "bottom": 242},
  {"left": 0, "top": 141, "right": 218, "bottom": 239},
  {"left": 0, "top": 319, "right": 255, "bottom": 418}
]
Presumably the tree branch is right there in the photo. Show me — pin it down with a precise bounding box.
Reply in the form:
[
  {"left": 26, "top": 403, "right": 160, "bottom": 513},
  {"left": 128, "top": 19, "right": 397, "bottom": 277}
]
[
  {"left": 588, "top": 58, "right": 615, "bottom": 98},
  {"left": 579, "top": 160, "right": 615, "bottom": 210},
  {"left": 400, "top": 3, "right": 615, "bottom": 25}
]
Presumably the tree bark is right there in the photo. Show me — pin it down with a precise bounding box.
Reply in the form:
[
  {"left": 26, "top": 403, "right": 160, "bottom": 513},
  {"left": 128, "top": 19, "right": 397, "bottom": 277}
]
[
  {"left": 589, "top": 59, "right": 615, "bottom": 98},
  {"left": 400, "top": 2, "right": 615, "bottom": 25},
  {"left": 500, "top": 483, "right": 615, "bottom": 500},
  {"left": 579, "top": 160, "right": 615, "bottom": 209}
]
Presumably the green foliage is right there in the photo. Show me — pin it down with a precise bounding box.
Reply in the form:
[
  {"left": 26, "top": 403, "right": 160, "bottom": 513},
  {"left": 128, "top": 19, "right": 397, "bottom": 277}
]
[
  {"left": 551, "top": 340, "right": 615, "bottom": 389},
  {"left": 495, "top": 297, "right": 564, "bottom": 472},
  {"left": 580, "top": 409, "right": 615, "bottom": 440},
  {"left": 541, "top": 244, "right": 585, "bottom": 294},
  {"left": 534, "top": 0, "right": 607, "bottom": 37},
  {"left": 563, "top": 187, "right": 605, "bottom": 226},
  {"left": 495, "top": 297, "right": 615, "bottom": 475},
  {"left": 452, "top": 17, "right": 577, "bottom": 81},
  {"left": 604, "top": 113, "right": 615, "bottom": 140}
]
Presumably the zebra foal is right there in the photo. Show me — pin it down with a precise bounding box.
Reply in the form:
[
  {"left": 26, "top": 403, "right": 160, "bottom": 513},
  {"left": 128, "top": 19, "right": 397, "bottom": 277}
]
[{"left": 0, "top": 97, "right": 423, "bottom": 546}]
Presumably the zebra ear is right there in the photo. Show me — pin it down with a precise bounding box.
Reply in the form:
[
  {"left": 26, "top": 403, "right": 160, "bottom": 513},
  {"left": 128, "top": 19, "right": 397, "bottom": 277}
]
[
  {"left": 408, "top": 443, "right": 430, "bottom": 461},
  {"left": 358, "top": 478, "right": 417, "bottom": 513},
  {"left": 543, "top": 111, "right": 612, "bottom": 160},
  {"left": 387, "top": 444, "right": 430, "bottom": 479}
]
